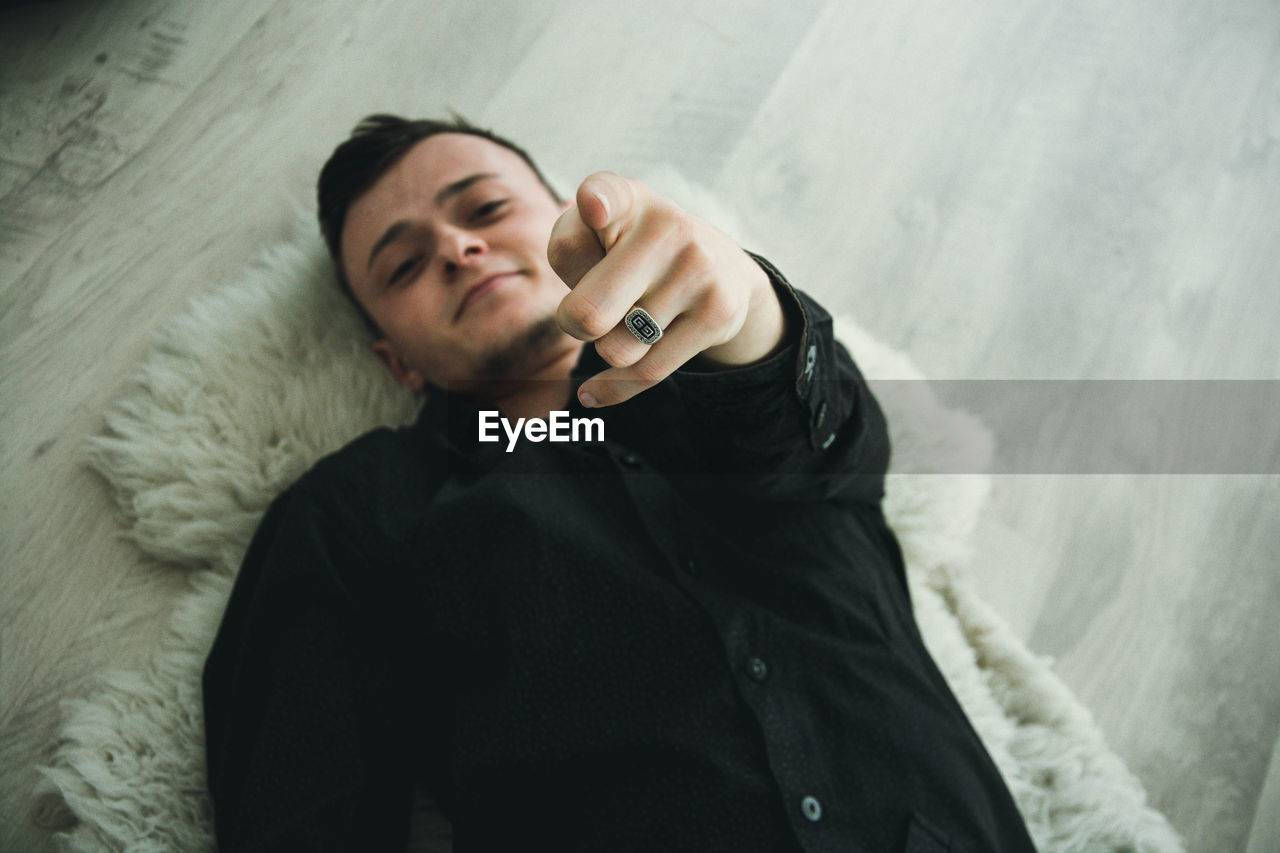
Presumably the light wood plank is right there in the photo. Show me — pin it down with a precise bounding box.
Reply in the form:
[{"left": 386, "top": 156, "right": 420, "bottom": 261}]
[
  {"left": 713, "top": 0, "right": 1280, "bottom": 848},
  {"left": 0, "top": 0, "right": 270, "bottom": 289}
]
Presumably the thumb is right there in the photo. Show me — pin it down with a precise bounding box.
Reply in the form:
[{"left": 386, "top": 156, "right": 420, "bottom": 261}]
[{"left": 575, "top": 171, "right": 636, "bottom": 250}]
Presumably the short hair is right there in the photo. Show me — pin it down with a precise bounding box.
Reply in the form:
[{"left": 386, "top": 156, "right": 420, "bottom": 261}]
[{"left": 316, "top": 113, "right": 563, "bottom": 336}]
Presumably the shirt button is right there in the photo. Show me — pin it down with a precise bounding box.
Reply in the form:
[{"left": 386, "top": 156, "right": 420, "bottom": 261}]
[
  {"left": 683, "top": 557, "right": 698, "bottom": 575},
  {"left": 801, "top": 795, "right": 823, "bottom": 822},
  {"left": 746, "top": 657, "right": 769, "bottom": 682},
  {"left": 619, "top": 452, "right": 640, "bottom": 469}
]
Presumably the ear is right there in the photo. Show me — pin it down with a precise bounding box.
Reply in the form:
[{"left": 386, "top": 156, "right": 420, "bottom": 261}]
[{"left": 371, "top": 338, "right": 427, "bottom": 392}]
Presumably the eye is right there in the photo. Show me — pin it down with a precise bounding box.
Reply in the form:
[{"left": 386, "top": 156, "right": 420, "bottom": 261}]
[
  {"left": 471, "top": 199, "right": 507, "bottom": 221},
  {"left": 388, "top": 256, "right": 421, "bottom": 286}
]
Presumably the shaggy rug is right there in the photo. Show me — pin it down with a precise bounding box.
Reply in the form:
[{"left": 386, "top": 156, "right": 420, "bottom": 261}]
[{"left": 34, "top": 177, "right": 1184, "bottom": 852}]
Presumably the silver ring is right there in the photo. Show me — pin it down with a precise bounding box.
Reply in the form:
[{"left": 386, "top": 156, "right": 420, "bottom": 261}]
[{"left": 624, "top": 307, "right": 663, "bottom": 345}]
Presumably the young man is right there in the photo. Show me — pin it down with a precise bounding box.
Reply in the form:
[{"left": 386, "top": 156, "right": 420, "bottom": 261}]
[{"left": 202, "top": 115, "right": 1036, "bottom": 852}]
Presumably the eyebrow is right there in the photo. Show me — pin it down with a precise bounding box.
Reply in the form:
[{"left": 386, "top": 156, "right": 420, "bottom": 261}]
[{"left": 364, "top": 172, "right": 498, "bottom": 273}]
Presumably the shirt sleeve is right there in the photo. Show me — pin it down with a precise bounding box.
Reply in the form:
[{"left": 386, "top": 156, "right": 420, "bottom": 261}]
[
  {"left": 663, "top": 252, "right": 891, "bottom": 505},
  {"left": 202, "top": 479, "right": 419, "bottom": 852}
]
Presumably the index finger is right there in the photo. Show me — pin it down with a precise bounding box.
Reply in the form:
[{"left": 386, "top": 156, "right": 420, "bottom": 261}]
[
  {"left": 547, "top": 203, "right": 605, "bottom": 290},
  {"left": 575, "top": 171, "right": 638, "bottom": 251}
]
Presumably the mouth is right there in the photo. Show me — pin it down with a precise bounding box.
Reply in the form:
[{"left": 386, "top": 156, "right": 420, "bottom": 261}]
[{"left": 456, "top": 272, "right": 518, "bottom": 320}]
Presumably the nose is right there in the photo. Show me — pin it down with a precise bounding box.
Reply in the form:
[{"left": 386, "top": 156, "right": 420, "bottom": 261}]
[{"left": 439, "top": 224, "right": 487, "bottom": 278}]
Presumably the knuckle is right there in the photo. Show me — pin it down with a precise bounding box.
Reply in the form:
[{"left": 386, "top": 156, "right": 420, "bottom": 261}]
[
  {"left": 675, "top": 240, "right": 714, "bottom": 281},
  {"left": 563, "top": 292, "right": 613, "bottom": 339},
  {"left": 699, "top": 288, "right": 736, "bottom": 326},
  {"left": 594, "top": 336, "right": 640, "bottom": 369},
  {"left": 637, "top": 201, "right": 691, "bottom": 248},
  {"left": 631, "top": 359, "right": 667, "bottom": 385},
  {"left": 555, "top": 300, "right": 582, "bottom": 338}
]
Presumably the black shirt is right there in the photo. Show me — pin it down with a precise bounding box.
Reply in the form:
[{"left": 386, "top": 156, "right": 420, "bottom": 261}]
[{"left": 202, "top": 258, "right": 1035, "bottom": 852}]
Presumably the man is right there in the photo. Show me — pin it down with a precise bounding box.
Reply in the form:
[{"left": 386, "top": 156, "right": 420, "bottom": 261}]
[{"left": 202, "top": 114, "right": 1036, "bottom": 852}]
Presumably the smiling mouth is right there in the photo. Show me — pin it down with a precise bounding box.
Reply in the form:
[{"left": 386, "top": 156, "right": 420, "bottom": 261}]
[{"left": 456, "top": 273, "right": 517, "bottom": 320}]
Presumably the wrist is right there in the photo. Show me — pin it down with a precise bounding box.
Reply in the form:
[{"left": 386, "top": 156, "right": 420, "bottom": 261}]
[{"left": 695, "top": 255, "right": 788, "bottom": 369}]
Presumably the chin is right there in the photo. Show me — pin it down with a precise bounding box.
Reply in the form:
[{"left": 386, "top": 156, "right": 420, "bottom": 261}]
[{"left": 474, "top": 314, "right": 569, "bottom": 382}]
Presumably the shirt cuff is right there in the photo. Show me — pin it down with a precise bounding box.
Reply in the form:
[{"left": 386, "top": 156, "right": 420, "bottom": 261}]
[{"left": 672, "top": 252, "right": 853, "bottom": 455}]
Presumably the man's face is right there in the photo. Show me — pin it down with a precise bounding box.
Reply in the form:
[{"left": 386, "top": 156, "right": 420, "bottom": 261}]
[{"left": 341, "top": 132, "right": 577, "bottom": 393}]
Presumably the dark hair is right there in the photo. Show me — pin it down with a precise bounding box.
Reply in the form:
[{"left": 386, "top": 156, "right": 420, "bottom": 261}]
[{"left": 316, "top": 113, "right": 562, "bottom": 335}]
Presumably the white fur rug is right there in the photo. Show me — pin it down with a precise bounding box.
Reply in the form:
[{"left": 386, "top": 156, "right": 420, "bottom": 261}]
[{"left": 34, "top": 190, "right": 1184, "bottom": 852}]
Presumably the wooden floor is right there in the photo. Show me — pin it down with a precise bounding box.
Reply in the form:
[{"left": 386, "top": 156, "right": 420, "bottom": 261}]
[{"left": 2, "top": 1, "right": 1278, "bottom": 851}]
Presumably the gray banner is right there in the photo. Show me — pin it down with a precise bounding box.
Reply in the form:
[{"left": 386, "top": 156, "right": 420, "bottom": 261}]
[{"left": 874, "top": 380, "right": 1280, "bottom": 474}]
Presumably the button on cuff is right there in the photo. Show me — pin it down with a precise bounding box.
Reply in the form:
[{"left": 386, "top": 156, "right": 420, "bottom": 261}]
[
  {"left": 797, "top": 343, "right": 817, "bottom": 396},
  {"left": 801, "top": 795, "right": 823, "bottom": 822}
]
